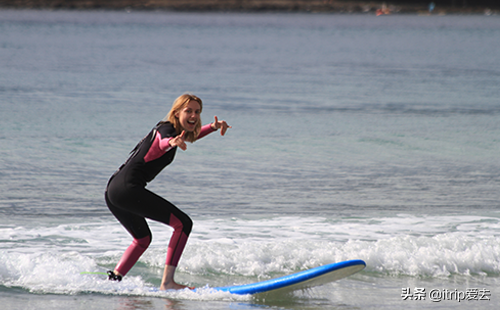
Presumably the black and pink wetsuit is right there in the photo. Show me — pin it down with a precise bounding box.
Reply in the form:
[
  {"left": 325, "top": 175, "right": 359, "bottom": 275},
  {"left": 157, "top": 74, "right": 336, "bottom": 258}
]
[{"left": 105, "top": 121, "right": 215, "bottom": 276}]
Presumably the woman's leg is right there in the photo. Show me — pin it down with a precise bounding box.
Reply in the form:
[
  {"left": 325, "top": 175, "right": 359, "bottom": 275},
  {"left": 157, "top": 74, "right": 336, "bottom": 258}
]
[
  {"left": 127, "top": 188, "right": 193, "bottom": 290},
  {"left": 105, "top": 191, "right": 152, "bottom": 277},
  {"left": 106, "top": 187, "right": 193, "bottom": 289},
  {"left": 114, "top": 235, "right": 151, "bottom": 277}
]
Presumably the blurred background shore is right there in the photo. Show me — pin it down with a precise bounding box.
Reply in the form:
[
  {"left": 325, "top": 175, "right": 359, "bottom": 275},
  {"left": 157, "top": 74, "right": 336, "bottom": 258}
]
[{"left": 0, "top": 0, "right": 498, "bottom": 15}]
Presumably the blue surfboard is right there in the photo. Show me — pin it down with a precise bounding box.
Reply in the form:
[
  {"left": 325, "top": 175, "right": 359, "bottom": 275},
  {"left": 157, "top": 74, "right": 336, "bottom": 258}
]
[{"left": 208, "top": 259, "right": 366, "bottom": 295}]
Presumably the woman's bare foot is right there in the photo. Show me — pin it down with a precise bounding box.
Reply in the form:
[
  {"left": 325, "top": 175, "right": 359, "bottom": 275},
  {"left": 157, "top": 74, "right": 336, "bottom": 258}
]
[
  {"left": 160, "top": 280, "right": 192, "bottom": 291},
  {"left": 160, "top": 265, "right": 194, "bottom": 291}
]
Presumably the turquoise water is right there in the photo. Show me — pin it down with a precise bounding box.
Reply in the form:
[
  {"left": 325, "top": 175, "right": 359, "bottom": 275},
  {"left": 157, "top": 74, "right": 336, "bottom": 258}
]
[{"left": 1, "top": 10, "right": 499, "bottom": 309}]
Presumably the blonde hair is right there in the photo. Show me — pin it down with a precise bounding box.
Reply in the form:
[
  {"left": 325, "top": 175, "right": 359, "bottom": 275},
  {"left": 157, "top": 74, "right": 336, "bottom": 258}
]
[{"left": 165, "top": 94, "right": 203, "bottom": 143}]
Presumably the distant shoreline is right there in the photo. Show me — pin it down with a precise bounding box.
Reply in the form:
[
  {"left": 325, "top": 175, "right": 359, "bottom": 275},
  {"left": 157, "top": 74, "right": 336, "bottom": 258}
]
[{"left": 0, "top": 1, "right": 499, "bottom": 15}]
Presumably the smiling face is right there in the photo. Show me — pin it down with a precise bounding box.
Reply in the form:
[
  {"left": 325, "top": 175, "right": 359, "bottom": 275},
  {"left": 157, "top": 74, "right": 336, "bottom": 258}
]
[{"left": 175, "top": 99, "right": 201, "bottom": 132}]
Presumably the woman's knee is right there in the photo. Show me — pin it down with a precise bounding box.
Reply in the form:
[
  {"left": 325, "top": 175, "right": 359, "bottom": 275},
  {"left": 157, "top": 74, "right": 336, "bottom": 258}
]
[
  {"left": 134, "top": 235, "right": 152, "bottom": 249},
  {"left": 169, "top": 213, "right": 193, "bottom": 236},
  {"left": 184, "top": 216, "right": 193, "bottom": 235}
]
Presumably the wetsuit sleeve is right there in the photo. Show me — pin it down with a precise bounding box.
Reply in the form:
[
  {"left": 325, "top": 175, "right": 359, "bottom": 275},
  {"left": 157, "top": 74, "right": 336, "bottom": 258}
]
[
  {"left": 144, "top": 132, "right": 173, "bottom": 163},
  {"left": 158, "top": 136, "right": 173, "bottom": 151},
  {"left": 157, "top": 123, "right": 178, "bottom": 151},
  {"left": 143, "top": 123, "right": 177, "bottom": 163},
  {"left": 197, "top": 123, "right": 217, "bottom": 140}
]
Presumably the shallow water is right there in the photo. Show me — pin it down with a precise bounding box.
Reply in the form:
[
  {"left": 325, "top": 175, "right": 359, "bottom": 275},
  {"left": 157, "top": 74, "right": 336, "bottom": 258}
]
[{"left": 1, "top": 9, "right": 499, "bottom": 309}]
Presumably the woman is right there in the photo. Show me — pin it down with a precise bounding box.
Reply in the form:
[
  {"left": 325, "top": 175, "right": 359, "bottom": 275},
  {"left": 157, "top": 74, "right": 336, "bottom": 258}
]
[{"left": 105, "top": 94, "right": 230, "bottom": 290}]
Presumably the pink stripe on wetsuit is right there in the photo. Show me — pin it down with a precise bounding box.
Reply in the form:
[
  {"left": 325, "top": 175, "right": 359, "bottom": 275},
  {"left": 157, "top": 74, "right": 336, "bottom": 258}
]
[
  {"left": 145, "top": 124, "right": 215, "bottom": 162},
  {"left": 107, "top": 123, "right": 216, "bottom": 277}
]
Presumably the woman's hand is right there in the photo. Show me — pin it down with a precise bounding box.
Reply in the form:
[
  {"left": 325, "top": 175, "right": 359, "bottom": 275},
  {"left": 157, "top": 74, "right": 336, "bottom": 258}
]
[
  {"left": 169, "top": 130, "right": 187, "bottom": 151},
  {"left": 211, "top": 116, "right": 232, "bottom": 136}
]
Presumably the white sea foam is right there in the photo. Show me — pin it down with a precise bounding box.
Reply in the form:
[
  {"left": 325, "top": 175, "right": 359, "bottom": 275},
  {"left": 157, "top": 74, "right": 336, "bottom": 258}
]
[{"left": 1, "top": 214, "right": 499, "bottom": 297}]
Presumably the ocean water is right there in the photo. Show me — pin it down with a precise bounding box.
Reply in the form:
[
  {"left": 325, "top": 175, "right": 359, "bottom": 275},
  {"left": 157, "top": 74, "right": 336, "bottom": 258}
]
[{"left": 1, "top": 9, "right": 500, "bottom": 310}]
